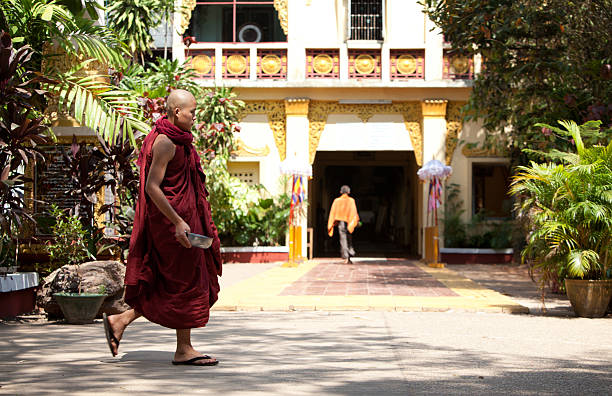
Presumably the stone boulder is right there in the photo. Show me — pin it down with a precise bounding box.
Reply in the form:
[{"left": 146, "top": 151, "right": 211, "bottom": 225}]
[{"left": 37, "top": 260, "right": 130, "bottom": 319}]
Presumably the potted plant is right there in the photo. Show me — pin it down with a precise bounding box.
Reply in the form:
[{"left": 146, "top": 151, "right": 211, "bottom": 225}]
[
  {"left": 511, "top": 120, "right": 612, "bottom": 317},
  {"left": 46, "top": 204, "right": 106, "bottom": 324}
]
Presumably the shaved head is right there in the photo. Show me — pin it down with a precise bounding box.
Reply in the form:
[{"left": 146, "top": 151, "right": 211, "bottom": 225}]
[
  {"left": 166, "top": 89, "right": 196, "bottom": 114},
  {"left": 166, "top": 89, "right": 197, "bottom": 131}
]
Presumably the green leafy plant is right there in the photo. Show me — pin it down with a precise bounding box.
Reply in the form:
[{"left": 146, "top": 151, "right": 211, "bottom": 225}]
[
  {"left": 105, "top": 0, "right": 162, "bottom": 64},
  {"left": 45, "top": 204, "right": 90, "bottom": 282},
  {"left": 420, "top": 0, "right": 612, "bottom": 166},
  {"left": 1, "top": 0, "right": 149, "bottom": 147},
  {"left": 0, "top": 31, "right": 51, "bottom": 267},
  {"left": 511, "top": 120, "right": 612, "bottom": 288},
  {"left": 194, "top": 87, "right": 245, "bottom": 162}
]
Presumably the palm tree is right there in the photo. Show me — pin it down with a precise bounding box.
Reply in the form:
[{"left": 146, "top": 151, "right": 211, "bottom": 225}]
[
  {"left": 511, "top": 120, "right": 612, "bottom": 284},
  {"left": 1, "top": 0, "right": 149, "bottom": 146},
  {"left": 105, "top": 0, "right": 162, "bottom": 65}
]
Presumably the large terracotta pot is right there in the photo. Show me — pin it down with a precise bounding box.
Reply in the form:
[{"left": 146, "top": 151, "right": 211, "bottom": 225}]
[{"left": 564, "top": 279, "right": 612, "bottom": 318}]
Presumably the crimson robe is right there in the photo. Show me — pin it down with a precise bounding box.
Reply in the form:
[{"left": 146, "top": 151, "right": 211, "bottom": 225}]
[{"left": 124, "top": 117, "right": 222, "bottom": 329}]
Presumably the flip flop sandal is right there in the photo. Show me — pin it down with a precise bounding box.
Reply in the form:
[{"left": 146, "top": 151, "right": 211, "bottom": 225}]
[
  {"left": 103, "top": 312, "right": 120, "bottom": 357},
  {"left": 172, "top": 355, "right": 219, "bottom": 366}
]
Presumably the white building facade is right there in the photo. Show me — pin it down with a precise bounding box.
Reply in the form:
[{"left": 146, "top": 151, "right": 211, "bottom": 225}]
[{"left": 166, "top": 0, "right": 510, "bottom": 258}]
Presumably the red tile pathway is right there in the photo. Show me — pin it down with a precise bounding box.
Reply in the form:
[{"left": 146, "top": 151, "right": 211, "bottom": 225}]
[{"left": 280, "top": 259, "right": 459, "bottom": 297}]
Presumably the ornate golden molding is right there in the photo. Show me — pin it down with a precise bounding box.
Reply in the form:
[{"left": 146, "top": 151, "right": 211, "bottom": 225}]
[
  {"left": 422, "top": 99, "right": 448, "bottom": 118},
  {"left": 273, "top": 0, "right": 289, "bottom": 36},
  {"left": 239, "top": 101, "right": 287, "bottom": 161},
  {"left": 179, "top": 0, "right": 197, "bottom": 35},
  {"left": 445, "top": 101, "right": 466, "bottom": 165},
  {"left": 232, "top": 138, "right": 270, "bottom": 157},
  {"left": 284, "top": 98, "right": 310, "bottom": 116},
  {"left": 307, "top": 101, "right": 423, "bottom": 165},
  {"left": 461, "top": 144, "right": 508, "bottom": 157}
]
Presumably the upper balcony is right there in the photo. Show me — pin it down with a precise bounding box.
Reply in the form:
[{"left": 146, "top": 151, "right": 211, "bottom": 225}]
[{"left": 173, "top": 0, "right": 477, "bottom": 88}]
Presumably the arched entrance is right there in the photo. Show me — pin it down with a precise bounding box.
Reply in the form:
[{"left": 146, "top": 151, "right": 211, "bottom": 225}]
[{"left": 309, "top": 151, "right": 420, "bottom": 258}]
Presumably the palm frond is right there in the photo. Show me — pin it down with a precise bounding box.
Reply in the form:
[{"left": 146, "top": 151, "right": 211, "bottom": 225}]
[{"left": 44, "top": 65, "right": 149, "bottom": 147}]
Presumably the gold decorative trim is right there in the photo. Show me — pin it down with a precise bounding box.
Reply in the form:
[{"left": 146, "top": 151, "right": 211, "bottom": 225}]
[
  {"left": 445, "top": 101, "right": 466, "bottom": 165},
  {"left": 422, "top": 99, "right": 448, "bottom": 118},
  {"left": 313, "top": 54, "right": 334, "bottom": 74},
  {"left": 307, "top": 101, "right": 423, "bottom": 165},
  {"left": 179, "top": 0, "right": 197, "bottom": 35},
  {"left": 461, "top": 145, "right": 508, "bottom": 157},
  {"left": 239, "top": 101, "right": 287, "bottom": 161},
  {"left": 233, "top": 138, "right": 270, "bottom": 157},
  {"left": 354, "top": 54, "right": 376, "bottom": 74},
  {"left": 261, "top": 54, "right": 282, "bottom": 74},
  {"left": 273, "top": 0, "right": 289, "bottom": 36},
  {"left": 397, "top": 54, "right": 417, "bottom": 75},
  {"left": 192, "top": 54, "right": 212, "bottom": 74},
  {"left": 227, "top": 54, "right": 247, "bottom": 74},
  {"left": 285, "top": 98, "right": 310, "bottom": 116},
  {"left": 451, "top": 55, "right": 470, "bottom": 74}
]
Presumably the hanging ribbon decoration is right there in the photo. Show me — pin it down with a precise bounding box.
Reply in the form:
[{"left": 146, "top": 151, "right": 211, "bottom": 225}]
[
  {"left": 280, "top": 157, "right": 312, "bottom": 266},
  {"left": 288, "top": 174, "right": 306, "bottom": 226},
  {"left": 417, "top": 159, "right": 452, "bottom": 226}
]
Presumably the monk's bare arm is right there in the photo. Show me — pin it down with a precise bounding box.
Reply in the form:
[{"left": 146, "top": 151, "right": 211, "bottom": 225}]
[{"left": 145, "top": 134, "right": 192, "bottom": 248}]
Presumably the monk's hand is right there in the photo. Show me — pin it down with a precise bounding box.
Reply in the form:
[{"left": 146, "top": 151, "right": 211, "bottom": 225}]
[{"left": 175, "top": 220, "right": 192, "bottom": 248}]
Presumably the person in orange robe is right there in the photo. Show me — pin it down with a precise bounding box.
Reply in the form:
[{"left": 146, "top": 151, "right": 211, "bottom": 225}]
[
  {"left": 102, "top": 89, "right": 222, "bottom": 366},
  {"left": 327, "top": 185, "right": 360, "bottom": 263}
]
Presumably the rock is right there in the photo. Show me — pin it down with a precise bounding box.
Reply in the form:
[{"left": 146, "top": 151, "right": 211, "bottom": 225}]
[{"left": 37, "top": 260, "right": 130, "bottom": 319}]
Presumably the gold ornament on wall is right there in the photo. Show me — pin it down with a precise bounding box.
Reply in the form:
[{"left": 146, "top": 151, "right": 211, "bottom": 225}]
[
  {"left": 192, "top": 54, "right": 212, "bottom": 74},
  {"left": 307, "top": 101, "right": 423, "bottom": 165},
  {"left": 261, "top": 54, "right": 282, "bottom": 74},
  {"left": 313, "top": 54, "right": 334, "bottom": 74},
  {"left": 179, "top": 0, "right": 197, "bottom": 35},
  {"left": 226, "top": 54, "right": 247, "bottom": 74},
  {"left": 397, "top": 54, "right": 417, "bottom": 75},
  {"left": 445, "top": 101, "right": 467, "bottom": 165},
  {"left": 239, "top": 101, "right": 287, "bottom": 161},
  {"left": 233, "top": 138, "right": 270, "bottom": 157},
  {"left": 451, "top": 55, "right": 470, "bottom": 74},
  {"left": 273, "top": 0, "right": 289, "bottom": 35},
  {"left": 354, "top": 54, "right": 376, "bottom": 74}
]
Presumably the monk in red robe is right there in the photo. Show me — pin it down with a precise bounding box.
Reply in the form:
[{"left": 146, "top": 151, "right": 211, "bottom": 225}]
[
  {"left": 327, "top": 185, "right": 359, "bottom": 263},
  {"left": 103, "top": 89, "right": 222, "bottom": 366}
]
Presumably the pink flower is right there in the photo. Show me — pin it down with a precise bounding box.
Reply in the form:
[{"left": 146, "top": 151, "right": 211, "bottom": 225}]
[
  {"left": 219, "top": 97, "right": 227, "bottom": 104},
  {"left": 197, "top": 122, "right": 205, "bottom": 130},
  {"left": 541, "top": 127, "right": 552, "bottom": 136},
  {"left": 233, "top": 125, "right": 241, "bottom": 132},
  {"left": 211, "top": 123, "right": 225, "bottom": 132}
]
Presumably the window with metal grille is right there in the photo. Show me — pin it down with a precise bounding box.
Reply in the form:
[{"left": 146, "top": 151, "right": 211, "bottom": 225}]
[{"left": 349, "top": 0, "right": 383, "bottom": 41}]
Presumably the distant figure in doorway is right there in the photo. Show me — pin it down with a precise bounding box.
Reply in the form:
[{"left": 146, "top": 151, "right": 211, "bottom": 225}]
[{"left": 327, "top": 185, "right": 360, "bottom": 263}]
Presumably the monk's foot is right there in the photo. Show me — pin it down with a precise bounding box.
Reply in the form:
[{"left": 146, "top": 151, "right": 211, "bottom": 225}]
[
  {"left": 106, "top": 314, "right": 127, "bottom": 356},
  {"left": 173, "top": 348, "right": 218, "bottom": 366},
  {"left": 344, "top": 258, "right": 352, "bottom": 264}
]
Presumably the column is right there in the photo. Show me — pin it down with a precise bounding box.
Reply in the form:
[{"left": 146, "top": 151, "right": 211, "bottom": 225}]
[
  {"left": 284, "top": 98, "right": 310, "bottom": 259},
  {"left": 421, "top": 99, "right": 447, "bottom": 260}
]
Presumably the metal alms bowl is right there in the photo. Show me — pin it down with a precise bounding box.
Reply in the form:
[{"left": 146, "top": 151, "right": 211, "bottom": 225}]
[{"left": 186, "top": 232, "right": 213, "bottom": 249}]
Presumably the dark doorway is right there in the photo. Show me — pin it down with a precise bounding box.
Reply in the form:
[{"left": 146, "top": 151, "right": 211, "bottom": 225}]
[{"left": 309, "top": 151, "right": 419, "bottom": 258}]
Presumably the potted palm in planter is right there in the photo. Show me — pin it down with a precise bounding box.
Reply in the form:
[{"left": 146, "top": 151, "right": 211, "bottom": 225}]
[
  {"left": 511, "top": 120, "right": 612, "bottom": 317},
  {"left": 46, "top": 205, "right": 106, "bottom": 324}
]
